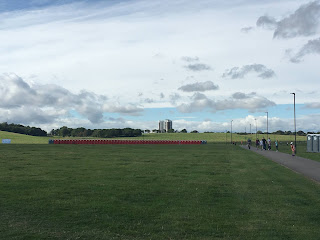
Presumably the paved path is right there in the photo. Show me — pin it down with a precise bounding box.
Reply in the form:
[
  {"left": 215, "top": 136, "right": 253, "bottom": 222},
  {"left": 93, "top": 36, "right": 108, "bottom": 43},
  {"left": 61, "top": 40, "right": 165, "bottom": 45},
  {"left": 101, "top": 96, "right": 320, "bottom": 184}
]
[{"left": 240, "top": 145, "right": 320, "bottom": 183}]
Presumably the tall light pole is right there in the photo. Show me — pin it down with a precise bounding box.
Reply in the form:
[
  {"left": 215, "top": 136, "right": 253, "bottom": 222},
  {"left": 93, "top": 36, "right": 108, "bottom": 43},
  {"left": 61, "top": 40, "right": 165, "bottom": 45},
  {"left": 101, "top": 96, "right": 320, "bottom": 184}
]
[
  {"left": 290, "top": 93, "right": 296, "bottom": 154},
  {"left": 231, "top": 120, "right": 233, "bottom": 144},
  {"left": 226, "top": 130, "right": 227, "bottom": 145},
  {"left": 250, "top": 124, "right": 251, "bottom": 135},
  {"left": 255, "top": 118, "right": 257, "bottom": 140},
  {"left": 265, "top": 112, "right": 268, "bottom": 140}
]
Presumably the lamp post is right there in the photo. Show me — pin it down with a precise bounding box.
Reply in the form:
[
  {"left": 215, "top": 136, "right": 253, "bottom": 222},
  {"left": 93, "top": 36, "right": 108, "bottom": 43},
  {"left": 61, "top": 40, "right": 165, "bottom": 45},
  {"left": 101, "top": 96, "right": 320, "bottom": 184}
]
[
  {"left": 231, "top": 120, "right": 233, "bottom": 144},
  {"left": 255, "top": 118, "right": 257, "bottom": 140},
  {"left": 290, "top": 93, "right": 296, "bottom": 154},
  {"left": 265, "top": 112, "right": 268, "bottom": 140},
  {"left": 226, "top": 130, "right": 227, "bottom": 145},
  {"left": 250, "top": 124, "right": 251, "bottom": 135}
]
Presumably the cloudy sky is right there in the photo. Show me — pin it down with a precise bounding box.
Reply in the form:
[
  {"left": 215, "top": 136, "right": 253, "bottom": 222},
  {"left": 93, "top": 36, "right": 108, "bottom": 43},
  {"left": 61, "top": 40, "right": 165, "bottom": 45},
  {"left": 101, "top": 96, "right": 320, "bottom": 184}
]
[{"left": 0, "top": 0, "right": 319, "bottom": 133}]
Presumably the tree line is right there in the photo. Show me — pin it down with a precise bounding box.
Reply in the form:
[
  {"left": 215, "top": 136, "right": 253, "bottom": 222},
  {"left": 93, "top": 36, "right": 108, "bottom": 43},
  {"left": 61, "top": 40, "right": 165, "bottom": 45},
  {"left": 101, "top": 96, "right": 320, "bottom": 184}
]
[
  {"left": 0, "top": 122, "right": 47, "bottom": 136},
  {"left": 50, "top": 126, "right": 143, "bottom": 138},
  {"left": 237, "top": 130, "right": 309, "bottom": 136}
]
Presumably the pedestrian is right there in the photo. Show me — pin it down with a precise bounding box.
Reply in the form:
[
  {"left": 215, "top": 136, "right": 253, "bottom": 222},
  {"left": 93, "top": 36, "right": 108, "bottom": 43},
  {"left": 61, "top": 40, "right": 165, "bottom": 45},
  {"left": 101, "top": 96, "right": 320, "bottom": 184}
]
[
  {"left": 260, "top": 139, "right": 263, "bottom": 151},
  {"left": 275, "top": 140, "right": 279, "bottom": 152},
  {"left": 290, "top": 142, "right": 295, "bottom": 156},
  {"left": 247, "top": 138, "right": 251, "bottom": 149},
  {"left": 262, "top": 137, "right": 267, "bottom": 150},
  {"left": 267, "top": 138, "right": 271, "bottom": 150},
  {"left": 256, "top": 138, "right": 260, "bottom": 150}
]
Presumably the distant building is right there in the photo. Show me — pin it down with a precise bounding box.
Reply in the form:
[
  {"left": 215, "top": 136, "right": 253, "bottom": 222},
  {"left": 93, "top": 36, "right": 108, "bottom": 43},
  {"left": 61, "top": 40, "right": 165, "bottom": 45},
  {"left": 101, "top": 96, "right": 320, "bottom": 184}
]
[
  {"left": 159, "top": 119, "right": 172, "bottom": 133},
  {"left": 164, "top": 119, "right": 172, "bottom": 132},
  {"left": 159, "top": 120, "right": 165, "bottom": 133}
]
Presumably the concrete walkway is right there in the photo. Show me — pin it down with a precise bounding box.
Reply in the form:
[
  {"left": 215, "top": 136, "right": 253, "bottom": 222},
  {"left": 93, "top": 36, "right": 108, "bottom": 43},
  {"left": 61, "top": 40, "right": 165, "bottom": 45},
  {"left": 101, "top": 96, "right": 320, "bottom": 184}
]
[{"left": 240, "top": 145, "right": 320, "bottom": 183}]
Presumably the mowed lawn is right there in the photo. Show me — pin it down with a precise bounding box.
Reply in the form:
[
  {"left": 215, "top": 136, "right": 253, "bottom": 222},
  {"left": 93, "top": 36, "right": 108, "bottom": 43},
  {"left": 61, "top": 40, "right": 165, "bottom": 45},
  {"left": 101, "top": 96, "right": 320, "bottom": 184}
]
[
  {"left": 275, "top": 141, "right": 320, "bottom": 162},
  {"left": 0, "top": 130, "right": 306, "bottom": 144},
  {"left": 1, "top": 144, "right": 320, "bottom": 239}
]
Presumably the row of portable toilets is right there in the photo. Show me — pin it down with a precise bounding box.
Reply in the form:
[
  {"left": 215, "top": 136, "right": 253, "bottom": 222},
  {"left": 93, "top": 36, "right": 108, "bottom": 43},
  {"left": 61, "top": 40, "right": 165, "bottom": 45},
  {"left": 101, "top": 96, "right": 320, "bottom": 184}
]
[
  {"left": 49, "top": 139, "right": 207, "bottom": 145},
  {"left": 307, "top": 134, "right": 320, "bottom": 153}
]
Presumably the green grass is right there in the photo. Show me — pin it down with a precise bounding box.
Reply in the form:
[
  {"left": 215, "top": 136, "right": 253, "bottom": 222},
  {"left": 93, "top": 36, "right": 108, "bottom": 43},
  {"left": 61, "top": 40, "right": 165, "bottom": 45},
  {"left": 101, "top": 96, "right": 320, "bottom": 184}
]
[
  {"left": 134, "top": 133, "right": 306, "bottom": 144},
  {"left": 0, "top": 131, "right": 49, "bottom": 144},
  {"left": 0, "top": 144, "right": 319, "bottom": 239},
  {"left": 265, "top": 141, "right": 320, "bottom": 163},
  {"left": 0, "top": 131, "right": 306, "bottom": 144}
]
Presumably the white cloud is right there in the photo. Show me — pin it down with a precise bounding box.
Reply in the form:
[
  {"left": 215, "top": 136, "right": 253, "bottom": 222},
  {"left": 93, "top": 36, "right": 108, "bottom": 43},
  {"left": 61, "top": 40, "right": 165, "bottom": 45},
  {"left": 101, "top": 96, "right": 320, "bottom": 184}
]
[
  {"left": 288, "top": 37, "right": 320, "bottom": 63},
  {"left": 304, "top": 102, "right": 320, "bottom": 108},
  {"left": 256, "top": 1, "right": 320, "bottom": 38},
  {"left": 103, "top": 103, "right": 144, "bottom": 116},
  {"left": 177, "top": 92, "right": 276, "bottom": 113},
  {"left": 0, "top": 73, "right": 144, "bottom": 125},
  {"left": 178, "top": 81, "right": 219, "bottom": 92},
  {"left": 222, "top": 64, "right": 275, "bottom": 79}
]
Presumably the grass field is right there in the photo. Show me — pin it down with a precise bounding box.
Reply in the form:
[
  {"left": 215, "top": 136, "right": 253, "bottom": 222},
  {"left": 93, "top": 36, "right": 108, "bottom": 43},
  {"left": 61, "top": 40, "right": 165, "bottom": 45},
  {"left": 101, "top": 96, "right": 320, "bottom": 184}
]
[
  {"left": 0, "top": 131, "right": 306, "bottom": 144},
  {"left": 0, "top": 131, "right": 49, "bottom": 144},
  {"left": 1, "top": 144, "right": 320, "bottom": 239}
]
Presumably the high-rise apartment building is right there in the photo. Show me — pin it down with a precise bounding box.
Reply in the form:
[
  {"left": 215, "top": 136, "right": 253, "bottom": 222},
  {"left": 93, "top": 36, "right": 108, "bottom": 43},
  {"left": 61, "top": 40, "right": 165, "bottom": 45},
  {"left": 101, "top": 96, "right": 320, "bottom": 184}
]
[
  {"left": 164, "top": 119, "right": 172, "bottom": 132},
  {"left": 159, "top": 120, "right": 165, "bottom": 133},
  {"left": 159, "top": 119, "right": 172, "bottom": 133}
]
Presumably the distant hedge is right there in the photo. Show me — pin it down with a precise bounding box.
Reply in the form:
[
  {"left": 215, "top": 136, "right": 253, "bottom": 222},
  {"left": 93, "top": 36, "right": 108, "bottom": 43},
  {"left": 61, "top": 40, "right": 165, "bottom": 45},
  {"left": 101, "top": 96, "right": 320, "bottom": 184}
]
[
  {"left": 50, "top": 127, "right": 143, "bottom": 138},
  {"left": 0, "top": 122, "right": 47, "bottom": 136}
]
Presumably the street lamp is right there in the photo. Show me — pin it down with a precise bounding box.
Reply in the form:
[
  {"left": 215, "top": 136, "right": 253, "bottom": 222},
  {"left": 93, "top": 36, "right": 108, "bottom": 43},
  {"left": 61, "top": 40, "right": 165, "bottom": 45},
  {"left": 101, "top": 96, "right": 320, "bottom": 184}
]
[
  {"left": 265, "top": 112, "right": 268, "bottom": 140},
  {"left": 226, "top": 130, "right": 227, "bottom": 145},
  {"left": 290, "top": 93, "right": 296, "bottom": 154},
  {"left": 231, "top": 120, "right": 233, "bottom": 144},
  {"left": 255, "top": 118, "right": 257, "bottom": 140}
]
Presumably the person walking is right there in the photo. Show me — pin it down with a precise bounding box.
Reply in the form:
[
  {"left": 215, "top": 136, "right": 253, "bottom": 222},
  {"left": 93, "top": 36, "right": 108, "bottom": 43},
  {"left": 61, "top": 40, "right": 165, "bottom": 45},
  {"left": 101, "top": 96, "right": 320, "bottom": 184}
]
[
  {"left": 267, "top": 137, "right": 271, "bottom": 150},
  {"left": 260, "top": 139, "right": 263, "bottom": 151},
  {"left": 247, "top": 138, "right": 251, "bottom": 149},
  {"left": 290, "top": 142, "right": 295, "bottom": 156},
  {"left": 262, "top": 137, "right": 267, "bottom": 150},
  {"left": 256, "top": 138, "right": 260, "bottom": 150},
  {"left": 275, "top": 140, "right": 279, "bottom": 152}
]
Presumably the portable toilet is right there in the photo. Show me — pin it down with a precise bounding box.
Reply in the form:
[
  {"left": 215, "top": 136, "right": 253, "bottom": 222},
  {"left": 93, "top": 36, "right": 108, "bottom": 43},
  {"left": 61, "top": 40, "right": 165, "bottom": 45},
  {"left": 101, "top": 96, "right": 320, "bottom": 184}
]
[
  {"left": 313, "top": 135, "right": 319, "bottom": 152},
  {"left": 307, "top": 135, "right": 313, "bottom": 152}
]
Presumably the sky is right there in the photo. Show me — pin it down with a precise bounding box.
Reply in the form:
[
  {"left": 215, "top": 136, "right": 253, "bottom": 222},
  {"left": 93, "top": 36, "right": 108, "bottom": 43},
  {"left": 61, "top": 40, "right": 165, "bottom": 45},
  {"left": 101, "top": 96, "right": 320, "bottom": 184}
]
[{"left": 0, "top": 0, "right": 319, "bottom": 133}]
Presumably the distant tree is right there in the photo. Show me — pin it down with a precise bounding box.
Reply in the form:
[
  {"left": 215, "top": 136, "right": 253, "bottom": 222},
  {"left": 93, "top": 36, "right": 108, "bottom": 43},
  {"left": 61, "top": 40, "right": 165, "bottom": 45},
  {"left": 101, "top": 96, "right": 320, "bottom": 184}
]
[
  {"left": 297, "top": 130, "right": 306, "bottom": 136},
  {"left": 167, "top": 129, "right": 175, "bottom": 133},
  {"left": 274, "top": 130, "right": 284, "bottom": 135},
  {"left": 145, "top": 129, "right": 150, "bottom": 133},
  {"left": 133, "top": 129, "right": 142, "bottom": 136},
  {"left": 191, "top": 130, "right": 198, "bottom": 133},
  {"left": 123, "top": 128, "right": 134, "bottom": 137},
  {"left": 180, "top": 129, "right": 187, "bottom": 133},
  {"left": 257, "top": 130, "right": 263, "bottom": 134},
  {"left": 0, "top": 122, "right": 47, "bottom": 136},
  {"left": 92, "top": 129, "right": 102, "bottom": 138},
  {"left": 59, "top": 126, "right": 71, "bottom": 137}
]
